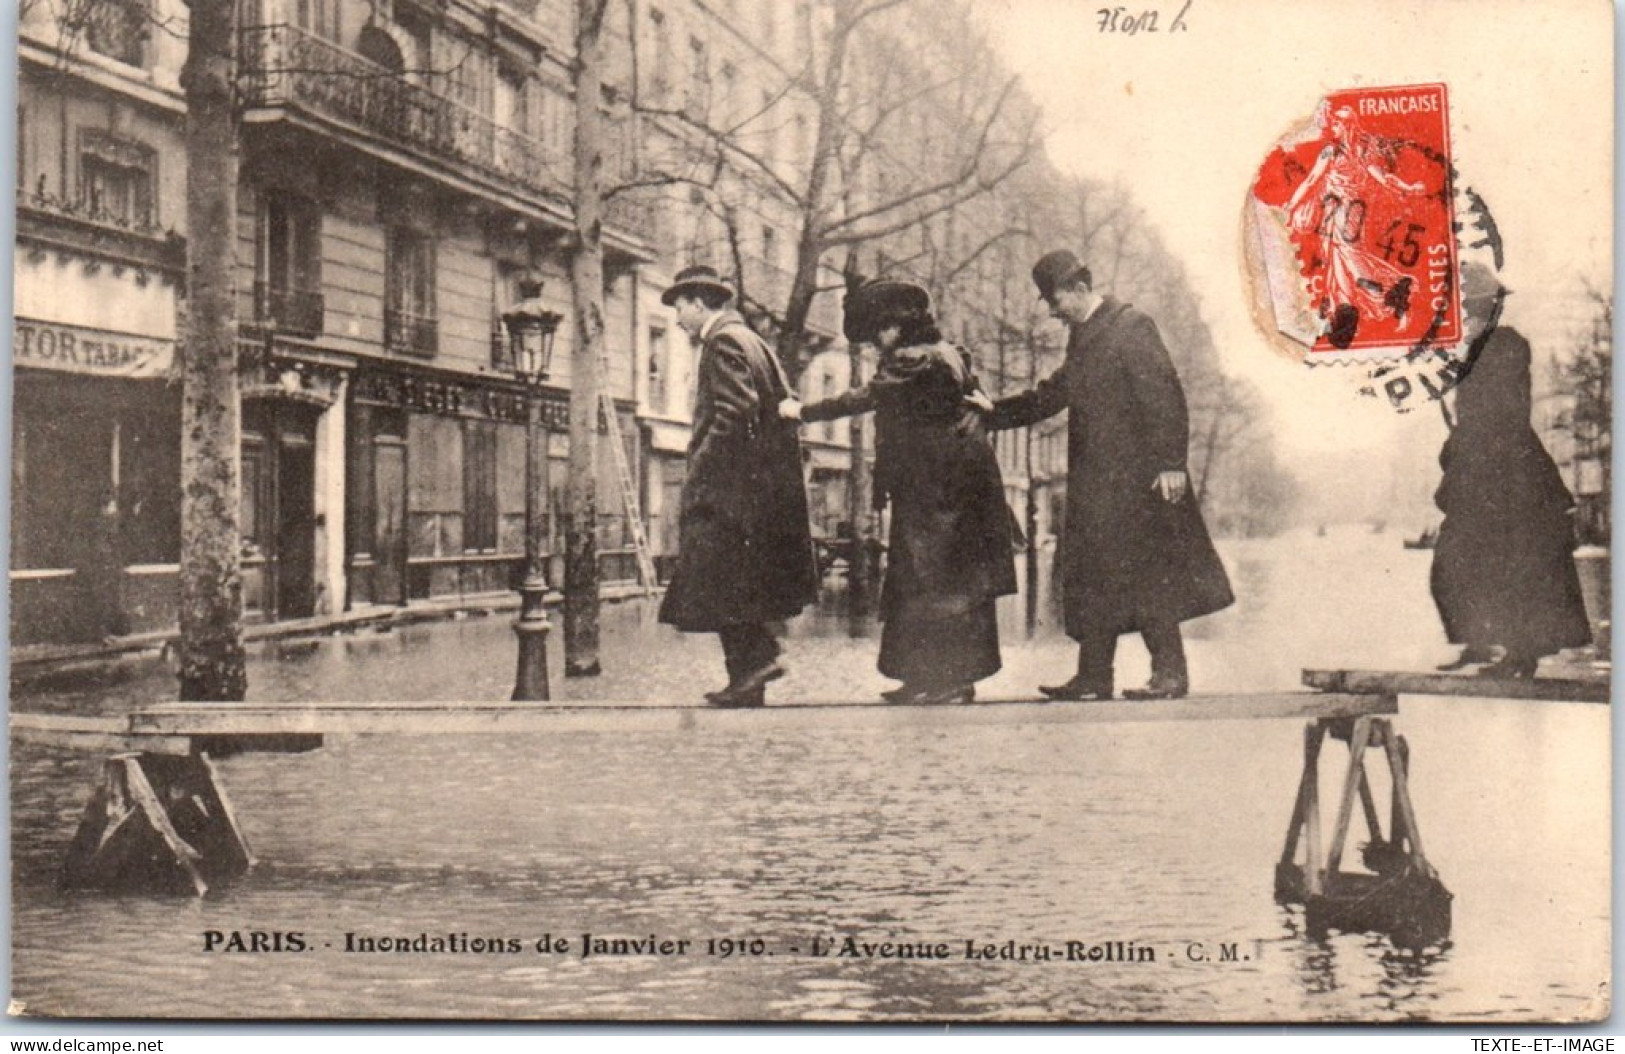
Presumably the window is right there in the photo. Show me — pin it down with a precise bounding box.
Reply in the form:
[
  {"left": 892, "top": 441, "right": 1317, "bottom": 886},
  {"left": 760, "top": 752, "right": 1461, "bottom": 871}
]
[
  {"left": 294, "top": 0, "right": 341, "bottom": 42},
  {"left": 792, "top": 112, "right": 809, "bottom": 170},
  {"left": 820, "top": 368, "right": 836, "bottom": 442},
  {"left": 762, "top": 225, "right": 777, "bottom": 268},
  {"left": 256, "top": 192, "right": 324, "bottom": 337},
  {"left": 647, "top": 8, "right": 671, "bottom": 102},
  {"left": 495, "top": 68, "right": 530, "bottom": 137},
  {"left": 761, "top": 4, "right": 778, "bottom": 51},
  {"left": 463, "top": 420, "right": 498, "bottom": 553},
  {"left": 648, "top": 327, "right": 669, "bottom": 414},
  {"left": 686, "top": 36, "right": 708, "bottom": 118},
  {"left": 796, "top": 1, "right": 814, "bottom": 58},
  {"left": 85, "top": 0, "right": 149, "bottom": 67},
  {"left": 396, "top": 7, "right": 433, "bottom": 82},
  {"left": 79, "top": 131, "right": 154, "bottom": 228},
  {"left": 386, "top": 227, "right": 437, "bottom": 356},
  {"left": 717, "top": 62, "right": 737, "bottom": 126},
  {"left": 759, "top": 89, "right": 778, "bottom": 165}
]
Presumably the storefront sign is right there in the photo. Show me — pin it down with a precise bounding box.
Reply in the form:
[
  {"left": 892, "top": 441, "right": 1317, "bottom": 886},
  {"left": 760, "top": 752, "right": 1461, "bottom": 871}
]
[
  {"left": 13, "top": 318, "right": 174, "bottom": 378},
  {"left": 351, "top": 368, "right": 569, "bottom": 429}
]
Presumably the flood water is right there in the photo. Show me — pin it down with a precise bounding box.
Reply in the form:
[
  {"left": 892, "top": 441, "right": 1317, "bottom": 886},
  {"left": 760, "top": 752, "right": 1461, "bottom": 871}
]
[{"left": 8, "top": 528, "right": 1612, "bottom": 1022}]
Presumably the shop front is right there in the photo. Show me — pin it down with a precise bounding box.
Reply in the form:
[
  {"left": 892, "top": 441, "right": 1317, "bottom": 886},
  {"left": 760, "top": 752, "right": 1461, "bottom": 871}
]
[
  {"left": 345, "top": 361, "right": 568, "bottom": 611},
  {"left": 11, "top": 319, "right": 181, "bottom": 645}
]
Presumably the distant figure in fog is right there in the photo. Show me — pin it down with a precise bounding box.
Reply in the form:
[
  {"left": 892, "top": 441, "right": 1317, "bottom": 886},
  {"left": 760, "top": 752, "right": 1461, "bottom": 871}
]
[
  {"left": 783, "top": 279, "right": 1016, "bottom": 706},
  {"left": 1430, "top": 263, "right": 1591, "bottom": 678}
]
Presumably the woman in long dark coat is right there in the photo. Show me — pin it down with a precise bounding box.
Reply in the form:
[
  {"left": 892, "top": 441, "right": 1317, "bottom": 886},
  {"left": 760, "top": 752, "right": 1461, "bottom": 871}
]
[
  {"left": 790, "top": 280, "right": 1016, "bottom": 705},
  {"left": 1431, "top": 272, "right": 1590, "bottom": 678}
]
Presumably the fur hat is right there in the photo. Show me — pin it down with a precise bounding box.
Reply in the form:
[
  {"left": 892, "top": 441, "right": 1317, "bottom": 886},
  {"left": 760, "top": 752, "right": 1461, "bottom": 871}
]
[{"left": 843, "top": 278, "right": 932, "bottom": 344}]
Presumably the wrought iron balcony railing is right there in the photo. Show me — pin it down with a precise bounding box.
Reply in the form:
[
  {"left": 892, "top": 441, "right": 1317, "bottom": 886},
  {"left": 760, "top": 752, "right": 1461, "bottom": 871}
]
[
  {"left": 237, "top": 22, "right": 657, "bottom": 246},
  {"left": 16, "top": 185, "right": 185, "bottom": 273},
  {"left": 248, "top": 283, "right": 325, "bottom": 338},
  {"left": 385, "top": 307, "right": 439, "bottom": 357}
]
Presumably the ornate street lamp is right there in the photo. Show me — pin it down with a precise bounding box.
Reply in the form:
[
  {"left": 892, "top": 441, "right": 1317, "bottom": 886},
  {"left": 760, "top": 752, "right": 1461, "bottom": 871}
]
[{"left": 502, "top": 277, "right": 564, "bottom": 701}]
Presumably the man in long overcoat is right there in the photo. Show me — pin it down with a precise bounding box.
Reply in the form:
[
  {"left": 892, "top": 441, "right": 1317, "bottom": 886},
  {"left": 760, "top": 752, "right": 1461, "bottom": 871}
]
[
  {"left": 658, "top": 265, "right": 819, "bottom": 706},
  {"left": 985, "top": 251, "right": 1233, "bottom": 700}
]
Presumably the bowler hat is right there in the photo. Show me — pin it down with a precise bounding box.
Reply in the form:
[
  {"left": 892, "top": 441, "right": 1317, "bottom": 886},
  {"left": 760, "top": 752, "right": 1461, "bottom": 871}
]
[
  {"left": 843, "top": 278, "right": 932, "bottom": 344},
  {"left": 1031, "top": 250, "right": 1092, "bottom": 300},
  {"left": 660, "top": 264, "right": 736, "bottom": 307}
]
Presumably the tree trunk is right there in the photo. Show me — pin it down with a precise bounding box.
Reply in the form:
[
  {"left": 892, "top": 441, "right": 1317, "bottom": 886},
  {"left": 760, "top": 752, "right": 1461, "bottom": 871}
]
[
  {"left": 564, "top": 0, "right": 607, "bottom": 677},
  {"left": 176, "top": 0, "right": 246, "bottom": 701}
]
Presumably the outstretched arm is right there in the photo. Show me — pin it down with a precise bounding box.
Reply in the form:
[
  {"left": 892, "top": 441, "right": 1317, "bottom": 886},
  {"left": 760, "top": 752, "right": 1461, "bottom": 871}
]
[
  {"left": 800, "top": 385, "right": 877, "bottom": 423},
  {"left": 985, "top": 362, "right": 1070, "bottom": 431}
]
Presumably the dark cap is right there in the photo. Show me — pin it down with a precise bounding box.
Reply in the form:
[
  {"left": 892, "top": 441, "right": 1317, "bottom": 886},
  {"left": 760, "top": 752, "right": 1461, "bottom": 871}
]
[
  {"left": 1031, "top": 250, "right": 1092, "bottom": 300},
  {"left": 660, "top": 264, "right": 736, "bottom": 307}
]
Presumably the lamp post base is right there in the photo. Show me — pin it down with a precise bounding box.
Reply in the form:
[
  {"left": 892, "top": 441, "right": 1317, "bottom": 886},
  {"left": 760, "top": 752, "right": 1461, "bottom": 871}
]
[{"left": 512, "top": 616, "right": 551, "bottom": 701}]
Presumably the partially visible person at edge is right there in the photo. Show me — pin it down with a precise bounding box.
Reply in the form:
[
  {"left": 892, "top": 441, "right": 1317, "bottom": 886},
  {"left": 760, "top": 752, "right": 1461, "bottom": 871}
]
[
  {"left": 781, "top": 279, "right": 1016, "bottom": 706},
  {"left": 1430, "top": 262, "right": 1591, "bottom": 679},
  {"left": 657, "top": 265, "right": 819, "bottom": 707},
  {"left": 975, "top": 251, "right": 1233, "bottom": 701}
]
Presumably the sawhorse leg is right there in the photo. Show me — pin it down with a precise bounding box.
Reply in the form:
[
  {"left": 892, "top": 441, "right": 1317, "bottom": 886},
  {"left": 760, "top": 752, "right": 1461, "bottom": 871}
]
[
  {"left": 61, "top": 751, "right": 255, "bottom": 896},
  {"left": 1276, "top": 704, "right": 1451, "bottom": 947}
]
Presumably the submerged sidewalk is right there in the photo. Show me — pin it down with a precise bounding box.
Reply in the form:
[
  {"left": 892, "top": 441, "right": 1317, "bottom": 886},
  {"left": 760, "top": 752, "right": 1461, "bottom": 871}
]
[{"left": 9, "top": 581, "right": 659, "bottom": 679}]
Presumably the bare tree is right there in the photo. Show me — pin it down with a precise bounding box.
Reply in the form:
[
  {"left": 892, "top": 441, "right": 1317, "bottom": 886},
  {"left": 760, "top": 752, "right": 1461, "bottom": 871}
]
[
  {"left": 1547, "top": 286, "right": 1613, "bottom": 546},
  {"left": 622, "top": 0, "right": 1042, "bottom": 382}
]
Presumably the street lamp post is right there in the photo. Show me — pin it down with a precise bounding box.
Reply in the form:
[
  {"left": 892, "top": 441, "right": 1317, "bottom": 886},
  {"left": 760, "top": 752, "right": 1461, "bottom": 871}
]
[{"left": 503, "top": 278, "right": 564, "bottom": 702}]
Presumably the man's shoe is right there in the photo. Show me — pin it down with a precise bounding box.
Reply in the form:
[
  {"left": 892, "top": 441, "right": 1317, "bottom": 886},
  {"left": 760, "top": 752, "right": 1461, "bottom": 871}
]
[
  {"left": 1437, "top": 646, "right": 1495, "bottom": 672},
  {"left": 1123, "top": 676, "right": 1189, "bottom": 700},
  {"left": 706, "top": 685, "right": 766, "bottom": 708},
  {"left": 1478, "top": 656, "right": 1537, "bottom": 680},
  {"left": 1039, "top": 678, "right": 1113, "bottom": 702},
  {"left": 732, "top": 660, "right": 786, "bottom": 696}
]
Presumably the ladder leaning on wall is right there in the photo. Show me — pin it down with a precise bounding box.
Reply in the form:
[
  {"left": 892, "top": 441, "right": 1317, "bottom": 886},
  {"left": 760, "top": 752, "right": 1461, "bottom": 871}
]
[{"left": 598, "top": 353, "right": 659, "bottom": 596}]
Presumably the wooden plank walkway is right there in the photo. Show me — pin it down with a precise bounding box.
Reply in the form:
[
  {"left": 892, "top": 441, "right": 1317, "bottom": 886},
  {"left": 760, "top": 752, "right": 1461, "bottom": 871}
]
[
  {"left": 12, "top": 691, "right": 1398, "bottom": 754},
  {"left": 1303, "top": 669, "right": 1611, "bottom": 704}
]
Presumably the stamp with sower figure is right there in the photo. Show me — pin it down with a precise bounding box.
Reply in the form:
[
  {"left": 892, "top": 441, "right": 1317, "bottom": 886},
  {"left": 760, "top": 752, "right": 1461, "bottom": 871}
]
[{"left": 1249, "top": 84, "right": 1460, "bottom": 363}]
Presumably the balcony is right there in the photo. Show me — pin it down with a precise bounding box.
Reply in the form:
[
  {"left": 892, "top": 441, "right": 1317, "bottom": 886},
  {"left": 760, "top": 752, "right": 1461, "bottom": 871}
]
[
  {"left": 385, "top": 307, "right": 438, "bottom": 357},
  {"left": 247, "top": 283, "right": 325, "bottom": 338},
  {"left": 16, "top": 185, "right": 185, "bottom": 274},
  {"left": 237, "top": 22, "right": 657, "bottom": 248}
]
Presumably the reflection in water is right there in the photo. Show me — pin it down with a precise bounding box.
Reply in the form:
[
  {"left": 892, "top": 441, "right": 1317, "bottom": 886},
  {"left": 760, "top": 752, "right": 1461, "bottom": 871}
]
[{"left": 9, "top": 532, "right": 1610, "bottom": 1021}]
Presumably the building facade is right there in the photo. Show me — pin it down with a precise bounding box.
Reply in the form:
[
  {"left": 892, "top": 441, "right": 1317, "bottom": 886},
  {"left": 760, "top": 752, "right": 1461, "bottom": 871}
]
[{"left": 11, "top": 0, "right": 1072, "bottom": 649}]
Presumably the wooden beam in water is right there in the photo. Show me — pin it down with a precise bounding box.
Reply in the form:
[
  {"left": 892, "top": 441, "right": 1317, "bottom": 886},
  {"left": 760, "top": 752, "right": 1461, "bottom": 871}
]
[
  {"left": 10, "top": 713, "right": 195, "bottom": 756},
  {"left": 1303, "top": 668, "right": 1610, "bottom": 704}
]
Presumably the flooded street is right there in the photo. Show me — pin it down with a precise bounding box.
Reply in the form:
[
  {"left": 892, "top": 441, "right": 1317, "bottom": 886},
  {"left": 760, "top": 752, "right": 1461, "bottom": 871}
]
[{"left": 9, "top": 529, "right": 1611, "bottom": 1021}]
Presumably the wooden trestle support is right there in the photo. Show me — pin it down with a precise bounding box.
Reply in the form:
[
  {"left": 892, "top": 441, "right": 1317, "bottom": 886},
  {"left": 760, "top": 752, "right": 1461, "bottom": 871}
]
[
  {"left": 1275, "top": 707, "right": 1452, "bottom": 949},
  {"left": 60, "top": 752, "right": 257, "bottom": 896}
]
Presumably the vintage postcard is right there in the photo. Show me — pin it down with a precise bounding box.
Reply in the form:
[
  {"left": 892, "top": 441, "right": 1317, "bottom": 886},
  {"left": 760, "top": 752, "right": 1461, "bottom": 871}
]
[{"left": 7, "top": 0, "right": 1613, "bottom": 1025}]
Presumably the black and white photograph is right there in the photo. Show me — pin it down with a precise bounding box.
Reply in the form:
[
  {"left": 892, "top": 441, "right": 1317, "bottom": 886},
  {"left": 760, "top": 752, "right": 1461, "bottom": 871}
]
[{"left": 5, "top": 0, "right": 1613, "bottom": 1024}]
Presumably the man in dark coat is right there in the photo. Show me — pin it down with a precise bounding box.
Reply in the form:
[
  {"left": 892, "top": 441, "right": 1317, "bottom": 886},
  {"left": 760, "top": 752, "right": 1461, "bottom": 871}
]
[
  {"left": 658, "top": 265, "right": 819, "bottom": 706},
  {"left": 1430, "top": 264, "right": 1590, "bottom": 677},
  {"left": 984, "top": 251, "right": 1233, "bottom": 700}
]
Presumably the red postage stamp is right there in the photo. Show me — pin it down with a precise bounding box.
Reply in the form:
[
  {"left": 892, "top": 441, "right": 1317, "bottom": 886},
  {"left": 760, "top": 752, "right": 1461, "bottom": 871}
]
[{"left": 1249, "top": 84, "right": 1459, "bottom": 362}]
